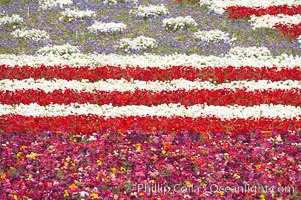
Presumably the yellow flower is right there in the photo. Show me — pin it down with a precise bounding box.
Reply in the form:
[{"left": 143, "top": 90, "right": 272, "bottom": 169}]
[
  {"left": 16, "top": 152, "right": 22, "bottom": 157},
  {"left": 68, "top": 183, "right": 78, "bottom": 189},
  {"left": 97, "top": 160, "right": 102, "bottom": 166},
  {"left": 233, "top": 173, "right": 240, "bottom": 179},
  {"left": 111, "top": 168, "right": 117, "bottom": 174},
  {"left": 26, "top": 152, "right": 39, "bottom": 159},
  {"left": 13, "top": 195, "right": 17, "bottom": 200},
  {"left": 90, "top": 193, "right": 99, "bottom": 199},
  {"left": 135, "top": 144, "right": 141, "bottom": 151},
  {"left": 162, "top": 150, "right": 166, "bottom": 155},
  {"left": 185, "top": 180, "right": 192, "bottom": 187},
  {"left": 256, "top": 164, "right": 261, "bottom": 170},
  {"left": 120, "top": 166, "right": 126, "bottom": 172},
  {"left": 259, "top": 194, "right": 266, "bottom": 200},
  {"left": 63, "top": 190, "right": 69, "bottom": 197},
  {"left": 218, "top": 191, "right": 224, "bottom": 196},
  {"left": 0, "top": 173, "right": 6, "bottom": 180},
  {"left": 20, "top": 145, "right": 27, "bottom": 150}
]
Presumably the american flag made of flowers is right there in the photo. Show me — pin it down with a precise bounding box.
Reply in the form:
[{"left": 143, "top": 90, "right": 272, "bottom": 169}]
[{"left": 0, "top": 0, "right": 300, "bottom": 199}]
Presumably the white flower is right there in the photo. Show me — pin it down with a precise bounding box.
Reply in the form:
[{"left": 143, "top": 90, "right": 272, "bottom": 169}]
[
  {"left": 194, "top": 29, "right": 236, "bottom": 43},
  {"left": 267, "top": 135, "right": 283, "bottom": 144},
  {"left": 11, "top": 29, "right": 49, "bottom": 42},
  {"left": 103, "top": 0, "right": 138, "bottom": 5},
  {"left": 118, "top": 36, "right": 157, "bottom": 51},
  {"left": 60, "top": 8, "right": 96, "bottom": 21},
  {"left": 163, "top": 16, "right": 197, "bottom": 31},
  {"left": 199, "top": 0, "right": 301, "bottom": 14},
  {"left": 87, "top": 136, "right": 97, "bottom": 141},
  {"left": 0, "top": 14, "right": 23, "bottom": 25},
  {"left": 36, "top": 43, "right": 81, "bottom": 56},
  {"left": 39, "top": 0, "right": 73, "bottom": 10},
  {"left": 1, "top": 103, "right": 301, "bottom": 119},
  {"left": 3, "top": 78, "right": 301, "bottom": 94},
  {"left": 0, "top": 47, "right": 300, "bottom": 68},
  {"left": 87, "top": 21, "right": 126, "bottom": 34},
  {"left": 79, "top": 190, "right": 89, "bottom": 197},
  {"left": 249, "top": 14, "right": 301, "bottom": 29},
  {"left": 298, "top": 36, "right": 301, "bottom": 44},
  {"left": 291, "top": 143, "right": 301, "bottom": 147},
  {"left": 130, "top": 4, "right": 169, "bottom": 18},
  {"left": 228, "top": 46, "right": 272, "bottom": 59}
]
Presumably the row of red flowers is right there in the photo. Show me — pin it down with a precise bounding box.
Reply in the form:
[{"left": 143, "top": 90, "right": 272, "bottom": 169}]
[
  {"left": 1, "top": 65, "right": 301, "bottom": 83},
  {"left": 1, "top": 115, "right": 301, "bottom": 134},
  {"left": 226, "top": 5, "right": 301, "bottom": 19},
  {"left": 2, "top": 88, "right": 301, "bottom": 106}
]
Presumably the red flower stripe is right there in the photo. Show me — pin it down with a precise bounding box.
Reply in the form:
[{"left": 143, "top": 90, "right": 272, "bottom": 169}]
[
  {"left": 1, "top": 115, "right": 300, "bottom": 134},
  {"left": 1, "top": 65, "right": 301, "bottom": 83},
  {"left": 226, "top": 5, "right": 301, "bottom": 19},
  {"left": 273, "top": 22, "right": 301, "bottom": 38},
  {"left": 1, "top": 88, "right": 301, "bottom": 106}
]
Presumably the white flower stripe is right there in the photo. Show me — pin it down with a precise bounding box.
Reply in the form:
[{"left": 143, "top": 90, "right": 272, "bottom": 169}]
[
  {"left": 249, "top": 14, "right": 301, "bottom": 29},
  {"left": 0, "top": 14, "right": 23, "bottom": 25},
  {"left": 1, "top": 79, "right": 301, "bottom": 93},
  {"left": 193, "top": 29, "right": 236, "bottom": 43},
  {"left": 59, "top": 9, "right": 96, "bottom": 21},
  {"left": 87, "top": 21, "right": 127, "bottom": 34},
  {"left": 1, "top": 103, "right": 301, "bottom": 119},
  {"left": 36, "top": 44, "right": 81, "bottom": 56},
  {"left": 39, "top": 0, "right": 73, "bottom": 10},
  {"left": 163, "top": 16, "right": 197, "bottom": 31},
  {"left": 117, "top": 36, "right": 157, "bottom": 51},
  {"left": 199, "top": 0, "right": 301, "bottom": 14},
  {"left": 11, "top": 29, "right": 49, "bottom": 42},
  {"left": 130, "top": 4, "right": 169, "bottom": 18},
  {"left": 0, "top": 50, "right": 300, "bottom": 69}
]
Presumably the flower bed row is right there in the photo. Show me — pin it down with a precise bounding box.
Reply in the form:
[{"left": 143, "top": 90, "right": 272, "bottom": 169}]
[
  {"left": 1, "top": 65, "right": 301, "bottom": 82},
  {"left": 1, "top": 88, "right": 301, "bottom": 106},
  {"left": 0, "top": 130, "right": 300, "bottom": 199}
]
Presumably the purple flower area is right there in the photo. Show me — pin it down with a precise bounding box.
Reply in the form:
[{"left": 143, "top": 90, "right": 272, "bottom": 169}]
[{"left": 0, "top": 0, "right": 300, "bottom": 56}]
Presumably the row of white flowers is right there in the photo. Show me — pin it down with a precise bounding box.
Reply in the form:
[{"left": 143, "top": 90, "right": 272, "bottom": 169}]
[
  {"left": 39, "top": 0, "right": 73, "bottom": 10},
  {"left": 199, "top": 0, "right": 301, "bottom": 14},
  {"left": 117, "top": 36, "right": 157, "bottom": 51},
  {"left": 249, "top": 14, "right": 301, "bottom": 29},
  {"left": 103, "top": 0, "right": 138, "bottom": 5},
  {"left": 87, "top": 21, "right": 127, "bottom": 34},
  {"left": 130, "top": 4, "right": 169, "bottom": 18},
  {"left": 59, "top": 8, "right": 96, "bottom": 21},
  {"left": 36, "top": 43, "right": 81, "bottom": 55},
  {"left": 11, "top": 29, "right": 50, "bottom": 42},
  {"left": 194, "top": 29, "right": 236, "bottom": 43},
  {"left": 1, "top": 79, "right": 301, "bottom": 93},
  {"left": 163, "top": 16, "right": 197, "bottom": 31},
  {"left": 1, "top": 103, "right": 301, "bottom": 119},
  {"left": 228, "top": 46, "right": 272, "bottom": 59},
  {"left": 0, "top": 14, "right": 23, "bottom": 25},
  {"left": 0, "top": 46, "right": 300, "bottom": 68}
]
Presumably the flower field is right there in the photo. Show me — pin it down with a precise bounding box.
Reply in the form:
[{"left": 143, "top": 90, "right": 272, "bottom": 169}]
[{"left": 0, "top": 0, "right": 301, "bottom": 199}]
